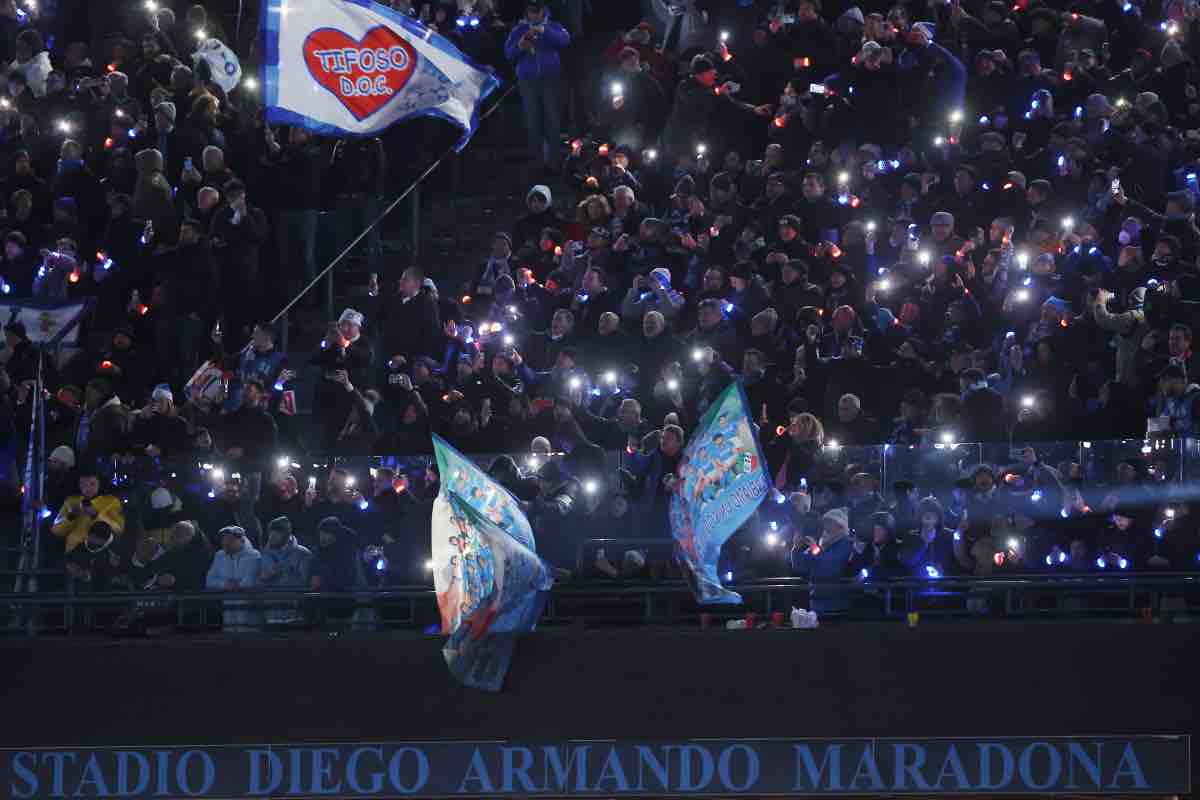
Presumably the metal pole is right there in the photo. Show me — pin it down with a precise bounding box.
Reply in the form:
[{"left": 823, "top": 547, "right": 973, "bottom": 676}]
[
  {"left": 411, "top": 183, "right": 421, "bottom": 259},
  {"left": 268, "top": 84, "right": 516, "bottom": 326}
]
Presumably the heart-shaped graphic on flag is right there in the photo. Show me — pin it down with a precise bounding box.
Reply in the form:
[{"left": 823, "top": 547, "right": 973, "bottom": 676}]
[{"left": 302, "top": 26, "right": 418, "bottom": 121}]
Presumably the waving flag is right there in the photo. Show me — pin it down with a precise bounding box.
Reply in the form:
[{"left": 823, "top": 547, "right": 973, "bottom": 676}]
[
  {"left": 670, "top": 383, "right": 770, "bottom": 604},
  {"left": 0, "top": 300, "right": 90, "bottom": 346},
  {"left": 260, "top": 0, "right": 500, "bottom": 149},
  {"left": 431, "top": 435, "right": 552, "bottom": 691}
]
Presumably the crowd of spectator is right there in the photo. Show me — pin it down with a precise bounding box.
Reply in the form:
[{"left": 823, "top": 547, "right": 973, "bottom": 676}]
[{"left": 2, "top": 0, "right": 1200, "bottom": 626}]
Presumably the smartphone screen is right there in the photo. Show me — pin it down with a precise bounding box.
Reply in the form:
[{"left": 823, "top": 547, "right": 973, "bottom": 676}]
[{"left": 808, "top": 83, "right": 826, "bottom": 95}]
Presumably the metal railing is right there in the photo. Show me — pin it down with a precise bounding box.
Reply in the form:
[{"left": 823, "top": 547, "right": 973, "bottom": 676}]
[{"left": 4, "top": 572, "right": 1198, "bottom": 637}]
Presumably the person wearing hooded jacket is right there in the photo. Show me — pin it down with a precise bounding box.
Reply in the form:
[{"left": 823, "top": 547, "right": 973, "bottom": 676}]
[
  {"left": 513, "top": 184, "right": 565, "bottom": 251},
  {"left": 206, "top": 525, "right": 263, "bottom": 632},
  {"left": 259, "top": 516, "right": 312, "bottom": 624},
  {"left": 311, "top": 516, "right": 364, "bottom": 620},
  {"left": 131, "top": 149, "right": 178, "bottom": 255}
]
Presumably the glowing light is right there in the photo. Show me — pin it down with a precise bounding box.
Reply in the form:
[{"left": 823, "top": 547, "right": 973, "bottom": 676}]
[
  {"left": 583, "top": 480, "right": 598, "bottom": 495},
  {"left": 925, "top": 565, "right": 941, "bottom": 579}
]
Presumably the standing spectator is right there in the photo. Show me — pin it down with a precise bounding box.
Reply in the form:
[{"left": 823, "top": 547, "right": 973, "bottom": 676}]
[
  {"left": 505, "top": 0, "right": 571, "bottom": 174},
  {"left": 381, "top": 267, "right": 441, "bottom": 367},
  {"left": 205, "top": 525, "right": 263, "bottom": 632},
  {"left": 73, "top": 378, "right": 129, "bottom": 475},
  {"left": 790, "top": 506, "right": 854, "bottom": 612},
  {"left": 259, "top": 516, "right": 312, "bottom": 624},
  {"left": 264, "top": 125, "right": 323, "bottom": 304},
  {"left": 209, "top": 179, "right": 269, "bottom": 341},
  {"left": 314, "top": 309, "right": 374, "bottom": 448},
  {"left": 217, "top": 379, "right": 278, "bottom": 545},
  {"left": 311, "top": 516, "right": 364, "bottom": 622}
]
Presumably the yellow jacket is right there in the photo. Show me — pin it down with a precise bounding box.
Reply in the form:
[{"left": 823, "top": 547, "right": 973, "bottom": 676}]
[{"left": 51, "top": 495, "right": 126, "bottom": 553}]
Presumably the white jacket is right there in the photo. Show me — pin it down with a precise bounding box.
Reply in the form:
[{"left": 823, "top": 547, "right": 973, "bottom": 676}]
[{"left": 10, "top": 51, "right": 52, "bottom": 97}]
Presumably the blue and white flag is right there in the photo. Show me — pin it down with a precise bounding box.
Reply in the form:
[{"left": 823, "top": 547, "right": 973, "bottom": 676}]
[
  {"left": 0, "top": 300, "right": 89, "bottom": 346},
  {"left": 670, "top": 383, "right": 770, "bottom": 604},
  {"left": 260, "top": 0, "right": 500, "bottom": 149},
  {"left": 431, "top": 435, "right": 552, "bottom": 691}
]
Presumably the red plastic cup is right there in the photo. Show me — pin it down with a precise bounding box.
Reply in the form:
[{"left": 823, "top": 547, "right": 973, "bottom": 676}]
[{"left": 771, "top": 611, "right": 785, "bottom": 629}]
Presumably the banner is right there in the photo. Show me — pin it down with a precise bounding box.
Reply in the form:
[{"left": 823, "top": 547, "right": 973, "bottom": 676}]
[
  {"left": 0, "top": 300, "right": 89, "bottom": 346},
  {"left": 1, "top": 736, "right": 1188, "bottom": 797},
  {"left": 431, "top": 434, "right": 552, "bottom": 691},
  {"left": 260, "top": 0, "right": 500, "bottom": 149},
  {"left": 670, "top": 382, "right": 770, "bottom": 604}
]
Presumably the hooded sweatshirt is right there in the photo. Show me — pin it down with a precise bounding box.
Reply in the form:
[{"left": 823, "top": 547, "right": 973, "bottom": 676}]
[
  {"left": 260, "top": 535, "right": 313, "bottom": 588},
  {"left": 132, "top": 148, "right": 179, "bottom": 246}
]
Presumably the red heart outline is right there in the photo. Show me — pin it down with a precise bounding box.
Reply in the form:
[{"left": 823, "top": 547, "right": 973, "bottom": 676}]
[{"left": 302, "top": 26, "right": 418, "bottom": 121}]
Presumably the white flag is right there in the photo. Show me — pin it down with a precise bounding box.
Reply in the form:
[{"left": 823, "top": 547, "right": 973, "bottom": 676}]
[{"left": 260, "top": 0, "right": 500, "bottom": 149}]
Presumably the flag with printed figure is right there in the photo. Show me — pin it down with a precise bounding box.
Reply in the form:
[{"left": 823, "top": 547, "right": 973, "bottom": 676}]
[
  {"left": 670, "top": 382, "right": 770, "bottom": 604},
  {"left": 431, "top": 435, "right": 552, "bottom": 691},
  {"left": 260, "top": 0, "right": 499, "bottom": 149}
]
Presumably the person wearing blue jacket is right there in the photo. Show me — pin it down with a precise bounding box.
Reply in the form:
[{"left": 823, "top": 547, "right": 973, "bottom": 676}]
[
  {"left": 505, "top": 1, "right": 571, "bottom": 172},
  {"left": 790, "top": 506, "right": 854, "bottom": 613}
]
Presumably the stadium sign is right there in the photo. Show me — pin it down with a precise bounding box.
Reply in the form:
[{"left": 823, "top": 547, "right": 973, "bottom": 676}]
[{"left": 3, "top": 736, "right": 1188, "bottom": 797}]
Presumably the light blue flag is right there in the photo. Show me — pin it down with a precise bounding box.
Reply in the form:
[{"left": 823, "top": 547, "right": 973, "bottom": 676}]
[
  {"left": 260, "top": 0, "right": 500, "bottom": 149},
  {"left": 431, "top": 435, "right": 552, "bottom": 691},
  {"left": 669, "top": 382, "right": 770, "bottom": 604}
]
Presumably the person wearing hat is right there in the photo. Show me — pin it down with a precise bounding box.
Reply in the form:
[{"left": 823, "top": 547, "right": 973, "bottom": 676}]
[
  {"left": 504, "top": 1, "right": 571, "bottom": 173},
  {"left": 46, "top": 445, "right": 77, "bottom": 509},
  {"left": 128, "top": 384, "right": 190, "bottom": 464},
  {"left": 531, "top": 459, "right": 581, "bottom": 574},
  {"left": 594, "top": 40, "right": 667, "bottom": 150},
  {"left": 790, "top": 506, "right": 855, "bottom": 612},
  {"left": 259, "top": 516, "right": 312, "bottom": 622},
  {"left": 310, "top": 517, "right": 364, "bottom": 621},
  {"left": 52, "top": 467, "right": 126, "bottom": 555},
  {"left": 72, "top": 378, "right": 130, "bottom": 475},
  {"left": 314, "top": 306, "right": 373, "bottom": 441},
  {"left": 773, "top": 259, "right": 824, "bottom": 325},
  {"left": 848, "top": 510, "right": 905, "bottom": 579},
  {"left": 139, "top": 485, "right": 187, "bottom": 549},
  {"left": 469, "top": 231, "right": 514, "bottom": 315},
  {"left": 1084, "top": 286, "right": 1147, "bottom": 388},
  {"left": 659, "top": 51, "right": 773, "bottom": 164},
  {"left": 513, "top": 184, "right": 565, "bottom": 252},
  {"left": 205, "top": 525, "right": 263, "bottom": 631}
]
